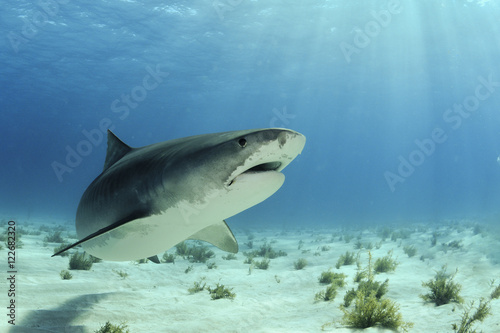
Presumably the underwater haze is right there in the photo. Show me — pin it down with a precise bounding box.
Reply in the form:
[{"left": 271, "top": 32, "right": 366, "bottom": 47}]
[
  {"left": 4, "top": 1, "right": 500, "bottom": 332},
  {"left": 2, "top": 0, "right": 500, "bottom": 227}
]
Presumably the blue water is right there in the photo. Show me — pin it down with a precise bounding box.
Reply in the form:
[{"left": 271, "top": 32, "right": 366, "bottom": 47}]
[{"left": 2, "top": 0, "right": 500, "bottom": 228}]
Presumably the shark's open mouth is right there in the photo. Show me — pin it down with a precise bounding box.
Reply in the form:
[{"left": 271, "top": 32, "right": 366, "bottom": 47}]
[
  {"left": 247, "top": 161, "right": 282, "bottom": 172},
  {"left": 228, "top": 161, "right": 282, "bottom": 186}
]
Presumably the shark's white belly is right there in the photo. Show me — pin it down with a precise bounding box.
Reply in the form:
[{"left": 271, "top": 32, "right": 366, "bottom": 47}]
[
  {"left": 81, "top": 208, "right": 211, "bottom": 261},
  {"left": 81, "top": 171, "right": 285, "bottom": 261}
]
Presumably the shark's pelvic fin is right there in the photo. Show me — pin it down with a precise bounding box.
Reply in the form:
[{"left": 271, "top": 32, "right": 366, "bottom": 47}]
[
  {"left": 188, "top": 220, "right": 238, "bottom": 253},
  {"left": 103, "top": 130, "right": 132, "bottom": 171},
  {"left": 148, "top": 255, "right": 161, "bottom": 264}
]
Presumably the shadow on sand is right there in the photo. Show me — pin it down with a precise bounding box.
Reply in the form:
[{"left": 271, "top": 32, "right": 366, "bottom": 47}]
[{"left": 8, "top": 292, "right": 114, "bottom": 333}]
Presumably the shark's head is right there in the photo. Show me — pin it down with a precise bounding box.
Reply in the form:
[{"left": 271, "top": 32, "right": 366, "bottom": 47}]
[{"left": 160, "top": 128, "right": 306, "bottom": 222}]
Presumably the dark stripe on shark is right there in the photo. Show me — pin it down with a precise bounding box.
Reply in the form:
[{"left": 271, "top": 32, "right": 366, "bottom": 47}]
[{"left": 51, "top": 209, "right": 150, "bottom": 258}]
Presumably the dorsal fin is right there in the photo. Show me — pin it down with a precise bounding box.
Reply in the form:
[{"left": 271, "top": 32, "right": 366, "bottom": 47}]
[{"left": 103, "top": 130, "right": 132, "bottom": 171}]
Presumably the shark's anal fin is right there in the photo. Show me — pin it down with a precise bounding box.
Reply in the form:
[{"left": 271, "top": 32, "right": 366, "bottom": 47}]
[
  {"left": 103, "top": 130, "right": 133, "bottom": 171},
  {"left": 188, "top": 220, "right": 238, "bottom": 253},
  {"left": 148, "top": 255, "right": 160, "bottom": 264}
]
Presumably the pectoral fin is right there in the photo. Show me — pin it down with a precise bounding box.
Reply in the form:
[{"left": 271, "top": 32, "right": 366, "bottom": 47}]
[{"left": 188, "top": 220, "right": 238, "bottom": 253}]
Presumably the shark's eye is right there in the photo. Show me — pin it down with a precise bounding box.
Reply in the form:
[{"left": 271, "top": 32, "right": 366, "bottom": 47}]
[{"left": 238, "top": 138, "right": 247, "bottom": 148}]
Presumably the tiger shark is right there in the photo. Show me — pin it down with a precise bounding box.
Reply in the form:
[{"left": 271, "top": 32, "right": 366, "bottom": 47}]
[{"left": 53, "top": 128, "right": 305, "bottom": 262}]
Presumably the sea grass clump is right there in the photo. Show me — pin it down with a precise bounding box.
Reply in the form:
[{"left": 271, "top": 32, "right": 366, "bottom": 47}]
[
  {"left": 315, "top": 284, "right": 338, "bottom": 302},
  {"left": 173, "top": 242, "right": 215, "bottom": 263},
  {"left": 431, "top": 232, "right": 439, "bottom": 247},
  {"left": 378, "top": 227, "right": 392, "bottom": 241},
  {"left": 222, "top": 253, "right": 237, "bottom": 260},
  {"left": 243, "top": 257, "right": 253, "bottom": 264},
  {"left": 60, "top": 270, "right": 72, "bottom": 280},
  {"left": 253, "top": 258, "right": 270, "bottom": 270},
  {"left": 54, "top": 243, "right": 72, "bottom": 257},
  {"left": 314, "top": 270, "right": 346, "bottom": 302},
  {"left": 69, "top": 252, "right": 93, "bottom": 270},
  {"left": 27, "top": 228, "right": 42, "bottom": 236},
  {"left": 94, "top": 321, "right": 129, "bottom": 333},
  {"left": 353, "top": 270, "right": 368, "bottom": 283},
  {"left": 373, "top": 250, "right": 398, "bottom": 273},
  {"left": 390, "top": 229, "right": 411, "bottom": 241},
  {"left": 175, "top": 241, "right": 190, "bottom": 257},
  {"left": 162, "top": 252, "right": 175, "bottom": 263},
  {"left": 188, "top": 278, "right": 206, "bottom": 294},
  {"left": 420, "top": 266, "right": 463, "bottom": 306},
  {"left": 112, "top": 269, "right": 128, "bottom": 279},
  {"left": 403, "top": 245, "right": 417, "bottom": 257},
  {"left": 244, "top": 242, "right": 287, "bottom": 259},
  {"left": 344, "top": 279, "right": 389, "bottom": 307},
  {"left": 207, "top": 283, "right": 235, "bottom": 300},
  {"left": 343, "top": 253, "right": 388, "bottom": 308},
  {"left": 452, "top": 299, "right": 491, "bottom": 333},
  {"left": 341, "top": 291, "right": 413, "bottom": 332},
  {"left": 294, "top": 258, "right": 308, "bottom": 270},
  {"left": 335, "top": 251, "right": 356, "bottom": 269},
  {"left": 38, "top": 225, "right": 52, "bottom": 233},
  {"left": 336, "top": 251, "right": 412, "bottom": 331},
  {"left": 343, "top": 234, "right": 353, "bottom": 243},
  {"left": 44, "top": 231, "right": 65, "bottom": 243},
  {"left": 491, "top": 284, "right": 500, "bottom": 299},
  {"left": 443, "top": 240, "right": 463, "bottom": 250},
  {"left": 318, "top": 270, "right": 346, "bottom": 287},
  {"left": 188, "top": 246, "right": 215, "bottom": 263}
]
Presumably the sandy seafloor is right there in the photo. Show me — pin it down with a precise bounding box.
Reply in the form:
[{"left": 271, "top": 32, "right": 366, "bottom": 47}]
[{"left": 2, "top": 218, "right": 500, "bottom": 333}]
